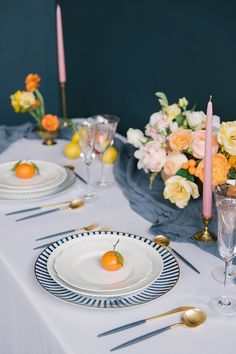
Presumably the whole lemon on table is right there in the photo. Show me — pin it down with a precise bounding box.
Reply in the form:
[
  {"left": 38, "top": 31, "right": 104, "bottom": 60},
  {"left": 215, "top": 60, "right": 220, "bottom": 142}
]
[
  {"left": 64, "top": 142, "right": 80, "bottom": 159},
  {"left": 102, "top": 146, "right": 118, "bottom": 164},
  {"left": 71, "top": 132, "right": 80, "bottom": 144}
]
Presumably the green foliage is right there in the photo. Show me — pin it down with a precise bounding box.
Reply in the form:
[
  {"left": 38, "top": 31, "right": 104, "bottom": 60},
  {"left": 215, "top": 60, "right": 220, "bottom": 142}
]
[
  {"left": 176, "top": 168, "right": 195, "bottom": 182},
  {"left": 149, "top": 172, "right": 157, "bottom": 189},
  {"left": 228, "top": 168, "right": 236, "bottom": 179},
  {"left": 114, "top": 251, "right": 124, "bottom": 267},
  {"left": 155, "top": 92, "right": 169, "bottom": 107},
  {"left": 12, "top": 160, "right": 22, "bottom": 171}
]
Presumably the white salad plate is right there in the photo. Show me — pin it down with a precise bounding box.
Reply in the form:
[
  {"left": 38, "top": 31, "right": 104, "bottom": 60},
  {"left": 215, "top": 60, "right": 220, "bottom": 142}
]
[
  {"left": 0, "top": 160, "right": 67, "bottom": 192},
  {"left": 48, "top": 234, "right": 163, "bottom": 297},
  {"left": 35, "top": 231, "right": 179, "bottom": 309}
]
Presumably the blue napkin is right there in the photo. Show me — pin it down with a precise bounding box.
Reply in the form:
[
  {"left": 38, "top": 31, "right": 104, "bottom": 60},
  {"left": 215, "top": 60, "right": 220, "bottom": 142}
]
[
  {"left": 114, "top": 139, "right": 220, "bottom": 258},
  {"left": 0, "top": 122, "right": 74, "bottom": 154}
]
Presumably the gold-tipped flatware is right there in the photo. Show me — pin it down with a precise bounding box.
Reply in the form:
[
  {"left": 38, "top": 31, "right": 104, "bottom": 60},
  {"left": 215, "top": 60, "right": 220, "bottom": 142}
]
[
  {"left": 35, "top": 222, "right": 99, "bottom": 241},
  {"left": 33, "top": 225, "right": 108, "bottom": 250},
  {"left": 98, "top": 306, "right": 194, "bottom": 337},
  {"left": 153, "top": 235, "right": 200, "bottom": 274},
  {"left": 110, "top": 308, "right": 206, "bottom": 352},
  {"left": 64, "top": 165, "right": 87, "bottom": 184},
  {"left": 5, "top": 200, "right": 72, "bottom": 216},
  {"left": 16, "top": 199, "right": 85, "bottom": 222}
]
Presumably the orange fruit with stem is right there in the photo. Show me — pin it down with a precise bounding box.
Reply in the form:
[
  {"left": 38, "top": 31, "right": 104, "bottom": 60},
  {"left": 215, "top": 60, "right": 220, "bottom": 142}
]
[
  {"left": 101, "top": 239, "right": 124, "bottom": 271},
  {"left": 15, "top": 162, "right": 37, "bottom": 179}
]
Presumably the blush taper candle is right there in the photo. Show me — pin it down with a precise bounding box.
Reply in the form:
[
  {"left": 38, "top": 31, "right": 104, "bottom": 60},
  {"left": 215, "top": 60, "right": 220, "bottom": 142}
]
[
  {"left": 202, "top": 96, "right": 213, "bottom": 219},
  {"left": 56, "top": 5, "right": 66, "bottom": 83}
]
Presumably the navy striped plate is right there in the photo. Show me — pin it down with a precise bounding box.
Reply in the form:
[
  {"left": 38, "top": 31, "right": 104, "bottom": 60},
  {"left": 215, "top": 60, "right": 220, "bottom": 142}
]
[{"left": 34, "top": 231, "right": 180, "bottom": 309}]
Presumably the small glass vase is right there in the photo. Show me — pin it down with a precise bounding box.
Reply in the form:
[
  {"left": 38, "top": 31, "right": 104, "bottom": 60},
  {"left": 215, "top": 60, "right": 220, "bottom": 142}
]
[{"left": 37, "top": 130, "right": 58, "bottom": 146}]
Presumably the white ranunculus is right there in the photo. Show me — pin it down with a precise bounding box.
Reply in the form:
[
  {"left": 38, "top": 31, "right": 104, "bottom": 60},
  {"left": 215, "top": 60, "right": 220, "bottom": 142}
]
[
  {"left": 163, "top": 175, "right": 199, "bottom": 208},
  {"left": 185, "top": 111, "right": 206, "bottom": 129},
  {"left": 127, "top": 128, "right": 144, "bottom": 148}
]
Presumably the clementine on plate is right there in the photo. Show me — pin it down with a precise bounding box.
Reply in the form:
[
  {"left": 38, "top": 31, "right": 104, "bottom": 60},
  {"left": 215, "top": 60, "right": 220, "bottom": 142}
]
[
  {"left": 15, "top": 163, "right": 36, "bottom": 179},
  {"left": 101, "top": 240, "right": 124, "bottom": 271}
]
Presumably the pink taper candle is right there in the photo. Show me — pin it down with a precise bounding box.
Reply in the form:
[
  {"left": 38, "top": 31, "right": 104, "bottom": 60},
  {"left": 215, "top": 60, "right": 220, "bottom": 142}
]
[
  {"left": 202, "top": 96, "right": 213, "bottom": 219},
  {"left": 56, "top": 5, "right": 66, "bottom": 83}
]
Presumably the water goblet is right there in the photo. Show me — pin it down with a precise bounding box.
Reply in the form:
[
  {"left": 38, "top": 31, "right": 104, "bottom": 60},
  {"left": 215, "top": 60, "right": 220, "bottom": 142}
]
[
  {"left": 209, "top": 184, "right": 236, "bottom": 315},
  {"left": 93, "top": 115, "right": 120, "bottom": 188},
  {"left": 77, "top": 119, "right": 98, "bottom": 203}
]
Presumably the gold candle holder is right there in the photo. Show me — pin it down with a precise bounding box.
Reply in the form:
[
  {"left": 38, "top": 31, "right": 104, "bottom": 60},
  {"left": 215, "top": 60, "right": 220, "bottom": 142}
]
[
  {"left": 60, "top": 82, "right": 67, "bottom": 120},
  {"left": 193, "top": 216, "right": 217, "bottom": 243}
]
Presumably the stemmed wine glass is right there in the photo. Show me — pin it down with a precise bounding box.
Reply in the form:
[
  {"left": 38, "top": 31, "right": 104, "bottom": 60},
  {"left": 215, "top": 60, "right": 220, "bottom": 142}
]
[
  {"left": 77, "top": 119, "right": 98, "bottom": 203},
  {"left": 209, "top": 184, "right": 236, "bottom": 315},
  {"left": 93, "top": 115, "right": 120, "bottom": 188}
]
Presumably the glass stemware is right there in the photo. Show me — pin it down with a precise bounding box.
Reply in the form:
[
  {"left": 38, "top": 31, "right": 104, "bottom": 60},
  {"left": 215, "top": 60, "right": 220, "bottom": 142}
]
[
  {"left": 209, "top": 184, "right": 236, "bottom": 315},
  {"left": 93, "top": 115, "right": 120, "bottom": 188},
  {"left": 77, "top": 119, "right": 98, "bottom": 203}
]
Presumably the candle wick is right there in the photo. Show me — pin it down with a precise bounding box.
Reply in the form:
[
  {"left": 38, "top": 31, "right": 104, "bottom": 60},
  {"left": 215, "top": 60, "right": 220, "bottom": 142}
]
[{"left": 209, "top": 95, "right": 212, "bottom": 102}]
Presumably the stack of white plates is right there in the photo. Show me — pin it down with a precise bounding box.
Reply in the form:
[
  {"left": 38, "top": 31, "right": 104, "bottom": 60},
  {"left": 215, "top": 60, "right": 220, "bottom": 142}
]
[
  {"left": 35, "top": 231, "right": 180, "bottom": 309},
  {"left": 0, "top": 160, "right": 76, "bottom": 201}
]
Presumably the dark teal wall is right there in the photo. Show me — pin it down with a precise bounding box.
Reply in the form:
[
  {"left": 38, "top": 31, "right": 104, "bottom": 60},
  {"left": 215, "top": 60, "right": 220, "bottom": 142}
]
[
  {"left": 0, "top": 0, "right": 60, "bottom": 126},
  {"left": 60, "top": 0, "right": 236, "bottom": 134},
  {"left": 1, "top": 0, "right": 236, "bottom": 135}
]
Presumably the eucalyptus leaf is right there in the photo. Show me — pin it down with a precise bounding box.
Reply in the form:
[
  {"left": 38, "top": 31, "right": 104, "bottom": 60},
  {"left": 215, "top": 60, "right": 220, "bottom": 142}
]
[{"left": 114, "top": 251, "right": 124, "bottom": 267}]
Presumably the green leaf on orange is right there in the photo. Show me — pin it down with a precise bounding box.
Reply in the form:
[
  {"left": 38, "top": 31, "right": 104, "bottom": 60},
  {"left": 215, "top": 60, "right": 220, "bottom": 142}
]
[{"left": 114, "top": 251, "right": 124, "bottom": 267}]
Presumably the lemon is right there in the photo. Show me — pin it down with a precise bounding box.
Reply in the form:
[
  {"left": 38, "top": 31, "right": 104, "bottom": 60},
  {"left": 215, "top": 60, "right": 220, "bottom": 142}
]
[
  {"left": 102, "top": 146, "right": 118, "bottom": 164},
  {"left": 71, "top": 132, "right": 80, "bottom": 144},
  {"left": 64, "top": 142, "right": 80, "bottom": 159}
]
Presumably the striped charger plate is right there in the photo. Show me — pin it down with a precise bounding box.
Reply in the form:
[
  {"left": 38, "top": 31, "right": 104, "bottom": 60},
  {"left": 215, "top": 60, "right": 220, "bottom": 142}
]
[{"left": 34, "top": 231, "right": 180, "bottom": 309}]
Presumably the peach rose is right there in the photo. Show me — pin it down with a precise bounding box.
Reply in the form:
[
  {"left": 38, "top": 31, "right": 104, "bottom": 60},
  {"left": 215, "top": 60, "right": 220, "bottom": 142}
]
[
  {"left": 195, "top": 153, "right": 230, "bottom": 186},
  {"left": 134, "top": 140, "right": 166, "bottom": 173},
  {"left": 25, "top": 73, "right": 41, "bottom": 92},
  {"left": 41, "top": 114, "right": 60, "bottom": 132},
  {"left": 169, "top": 129, "right": 192, "bottom": 152},
  {"left": 164, "top": 152, "right": 188, "bottom": 176},
  {"left": 191, "top": 130, "right": 219, "bottom": 159}
]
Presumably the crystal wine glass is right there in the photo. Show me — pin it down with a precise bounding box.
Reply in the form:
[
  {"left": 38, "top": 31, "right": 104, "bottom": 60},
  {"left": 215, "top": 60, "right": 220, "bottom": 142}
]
[
  {"left": 209, "top": 184, "right": 236, "bottom": 315},
  {"left": 93, "top": 115, "right": 120, "bottom": 188},
  {"left": 77, "top": 119, "right": 98, "bottom": 203}
]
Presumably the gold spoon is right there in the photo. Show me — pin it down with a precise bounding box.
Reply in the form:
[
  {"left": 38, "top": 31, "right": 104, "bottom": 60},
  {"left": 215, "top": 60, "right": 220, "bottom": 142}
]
[
  {"left": 153, "top": 235, "right": 200, "bottom": 274},
  {"left": 16, "top": 199, "right": 85, "bottom": 222},
  {"left": 110, "top": 308, "right": 206, "bottom": 352}
]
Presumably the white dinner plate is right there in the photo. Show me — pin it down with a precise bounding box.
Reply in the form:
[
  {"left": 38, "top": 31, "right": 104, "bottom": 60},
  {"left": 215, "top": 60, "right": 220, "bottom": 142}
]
[
  {"left": 0, "top": 168, "right": 76, "bottom": 201},
  {"left": 35, "top": 231, "right": 180, "bottom": 309},
  {"left": 48, "top": 234, "right": 163, "bottom": 297},
  {"left": 0, "top": 160, "right": 67, "bottom": 192}
]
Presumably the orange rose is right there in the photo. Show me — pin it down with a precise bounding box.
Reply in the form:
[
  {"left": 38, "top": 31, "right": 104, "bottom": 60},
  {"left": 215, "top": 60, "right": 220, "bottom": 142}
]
[
  {"left": 195, "top": 153, "right": 230, "bottom": 186},
  {"left": 25, "top": 73, "right": 41, "bottom": 92},
  {"left": 169, "top": 129, "right": 192, "bottom": 152},
  {"left": 41, "top": 114, "right": 60, "bottom": 132}
]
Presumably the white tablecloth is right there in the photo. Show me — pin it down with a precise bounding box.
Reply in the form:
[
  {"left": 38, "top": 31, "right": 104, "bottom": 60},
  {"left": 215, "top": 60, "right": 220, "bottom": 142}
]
[{"left": 0, "top": 138, "right": 235, "bottom": 354}]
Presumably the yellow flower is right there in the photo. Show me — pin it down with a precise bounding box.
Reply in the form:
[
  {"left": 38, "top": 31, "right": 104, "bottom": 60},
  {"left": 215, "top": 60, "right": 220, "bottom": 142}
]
[
  {"left": 163, "top": 103, "right": 181, "bottom": 121},
  {"left": 19, "top": 92, "right": 36, "bottom": 110},
  {"left": 217, "top": 121, "right": 236, "bottom": 155},
  {"left": 163, "top": 175, "right": 199, "bottom": 208},
  {"left": 10, "top": 91, "right": 26, "bottom": 112}
]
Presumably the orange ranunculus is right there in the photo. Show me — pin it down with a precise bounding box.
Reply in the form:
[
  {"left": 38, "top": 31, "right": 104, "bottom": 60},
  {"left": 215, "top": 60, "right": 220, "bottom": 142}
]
[
  {"left": 25, "top": 73, "right": 41, "bottom": 92},
  {"left": 195, "top": 153, "right": 230, "bottom": 186},
  {"left": 41, "top": 114, "right": 60, "bottom": 132},
  {"left": 169, "top": 129, "right": 192, "bottom": 152}
]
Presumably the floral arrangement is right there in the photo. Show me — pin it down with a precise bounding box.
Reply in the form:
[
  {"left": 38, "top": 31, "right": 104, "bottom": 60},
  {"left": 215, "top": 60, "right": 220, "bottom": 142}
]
[
  {"left": 127, "top": 92, "right": 236, "bottom": 208},
  {"left": 10, "top": 74, "right": 60, "bottom": 132}
]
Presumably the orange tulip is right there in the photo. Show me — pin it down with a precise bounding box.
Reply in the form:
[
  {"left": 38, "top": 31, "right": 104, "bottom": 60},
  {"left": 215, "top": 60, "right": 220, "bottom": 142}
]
[
  {"left": 41, "top": 114, "right": 60, "bottom": 132},
  {"left": 25, "top": 73, "right": 41, "bottom": 92}
]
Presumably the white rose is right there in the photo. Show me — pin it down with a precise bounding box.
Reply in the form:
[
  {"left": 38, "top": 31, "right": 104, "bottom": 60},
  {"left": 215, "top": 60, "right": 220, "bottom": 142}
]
[
  {"left": 164, "top": 152, "right": 188, "bottom": 176},
  {"left": 149, "top": 111, "right": 169, "bottom": 133},
  {"left": 185, "top": 111, "right": 206, "bottom": 129},
  {"left": 212, "top": 115, "right": 221, "bottom": 131},
  {"left": 19, "top": 92, "right": 36, "bottom": 109},
  {"left": 163, "top": 176, "right": 199, "bottom": 208},
  {"left": 127, "top": 128, "right": 144, "bottom": 148},
  {"left": 217, "top": 121, "right": 236, "bottom": 155}
]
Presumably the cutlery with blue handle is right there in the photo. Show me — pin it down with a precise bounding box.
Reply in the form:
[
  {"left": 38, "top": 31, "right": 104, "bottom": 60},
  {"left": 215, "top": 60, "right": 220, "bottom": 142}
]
[
  {"left": 5, "top": 200, "right": 71, "bottom": 216},
  {"left": 98, "top": 306, "right": 193, "bottom": 337}
]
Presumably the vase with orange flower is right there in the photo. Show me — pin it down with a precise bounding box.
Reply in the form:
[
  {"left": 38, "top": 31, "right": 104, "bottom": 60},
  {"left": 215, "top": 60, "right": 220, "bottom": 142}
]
[{"left": 10, "top": 73, "right": 63, "bottom": 145}]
